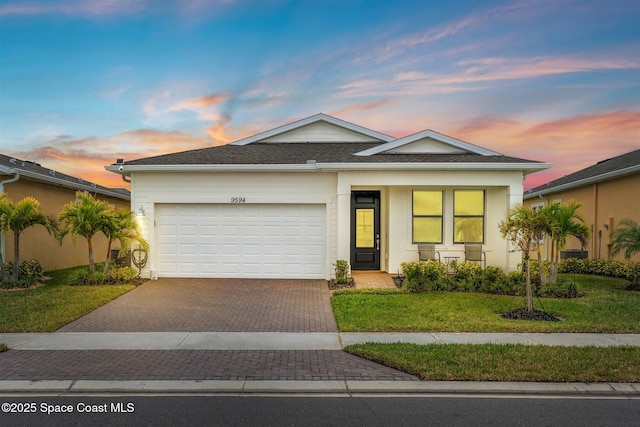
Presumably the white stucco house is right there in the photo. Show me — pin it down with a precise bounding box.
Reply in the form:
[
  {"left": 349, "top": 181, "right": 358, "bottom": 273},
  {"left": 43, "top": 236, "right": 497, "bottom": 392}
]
[{"left": 106, "top": 114, "right": 550, "bottom": 280}]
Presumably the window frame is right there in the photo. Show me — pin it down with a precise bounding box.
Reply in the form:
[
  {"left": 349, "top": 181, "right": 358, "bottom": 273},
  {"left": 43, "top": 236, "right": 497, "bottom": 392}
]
[
  {"left": 453, "top": 189, "right": 485, "bottom": 244},
  {"left": 412, "top": 190, "right": 444, "bottom": 244}
]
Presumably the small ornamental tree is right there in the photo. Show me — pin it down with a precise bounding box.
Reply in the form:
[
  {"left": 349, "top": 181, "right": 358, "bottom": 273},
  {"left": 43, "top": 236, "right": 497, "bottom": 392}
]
[
  {"left": 58, "top": 191, "right": 112, "bottom": 274},
  {"left": 499, "top": 204, "right": 539, "bottom": 313},
  {"left": 0, "top": 194, "right": 53, "bottom": 282},
  {"left": 545, "top": 201, "right": 590, "bottom": 283},
  {"left": 610, "top": 218, "right": 640, "bottom": 261}
]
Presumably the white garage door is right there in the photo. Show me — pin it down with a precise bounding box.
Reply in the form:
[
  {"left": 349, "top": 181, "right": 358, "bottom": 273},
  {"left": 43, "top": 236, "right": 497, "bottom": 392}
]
[{"left": 156, "top": 204, "right": 326, "bottom": 278}]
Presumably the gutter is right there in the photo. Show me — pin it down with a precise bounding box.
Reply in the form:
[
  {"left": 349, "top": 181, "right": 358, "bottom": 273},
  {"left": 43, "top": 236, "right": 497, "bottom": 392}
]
[
  {"left": 107, "top": 162, "right": 552, "bottom": 174},
  {"left": 12, "top": 168, "right": 129, "bottom": 200}
]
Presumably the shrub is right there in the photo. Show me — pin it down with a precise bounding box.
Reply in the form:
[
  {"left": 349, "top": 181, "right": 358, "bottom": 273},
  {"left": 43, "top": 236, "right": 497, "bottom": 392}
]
[
  {"left": 71, "top": 271, "right": 108, "bottom": 286},
  {"left": 1, "top": 260, "right": 43, "bottom": 288},
  {"left": 108, "top": 266, "right": 138, "bottom": 283},
  {"left": 19, "top": 259, "right": 44, "bottom": 281},
  {"left": 72, "top": 266, "right": 141, "bottom": 286},
  {"left": 334, "top": 260, "right": 351, "bottom": 285},
  {"left": 452, "top": 261, "right": 483, "bottom": 292},
  {"left": 401, "top": 261, "right": 446, "bottom": 293},
  {"left": 558, "top": 258, "right": 640, "bottom": 283},
  {"left": 538, "top": 278, "right": 584, "bottom": 298}
]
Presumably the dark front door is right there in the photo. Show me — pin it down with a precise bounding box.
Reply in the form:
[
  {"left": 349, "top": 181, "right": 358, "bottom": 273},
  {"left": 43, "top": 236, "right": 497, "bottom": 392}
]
[{"left": 351, "top": 191, "right": 380, "bottom": 270}]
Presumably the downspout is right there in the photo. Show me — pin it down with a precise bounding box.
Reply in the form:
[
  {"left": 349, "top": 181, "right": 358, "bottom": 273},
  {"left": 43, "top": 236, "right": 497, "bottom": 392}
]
[{"left": 0, "top": 173, "right": 20, "bottom": 264}]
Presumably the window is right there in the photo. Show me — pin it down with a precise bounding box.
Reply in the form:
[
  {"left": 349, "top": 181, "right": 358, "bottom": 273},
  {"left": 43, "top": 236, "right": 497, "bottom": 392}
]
[
  {"left": 412, "top": 190, "right": 443, "bottom": 243},
  {"left": 453, "top": 190, "right": 484, "bottom": 243}
]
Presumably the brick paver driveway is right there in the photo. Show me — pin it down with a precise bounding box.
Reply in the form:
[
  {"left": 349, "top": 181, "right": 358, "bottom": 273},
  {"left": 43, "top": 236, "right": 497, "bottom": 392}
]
[
  {"left": 0, "top": 278, "right": 421, "bottom": 382},
  {"left": 58, "top": 278, "right": 338, "bottom": 332}
]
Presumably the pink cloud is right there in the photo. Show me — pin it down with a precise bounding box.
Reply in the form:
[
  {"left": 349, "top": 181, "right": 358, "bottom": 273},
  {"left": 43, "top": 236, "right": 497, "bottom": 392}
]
[
  {"left": 6, "top": 128, "right": 213, "bottom": 189},
  {"left": 448, "top": 109, "right": 640, "bottom": 190}
]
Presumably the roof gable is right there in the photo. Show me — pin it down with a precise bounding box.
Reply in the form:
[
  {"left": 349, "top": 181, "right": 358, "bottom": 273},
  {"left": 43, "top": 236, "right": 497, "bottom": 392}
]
[
  {"left": 1, "top": 153, "right": 130, "bottom": 200},
  {"left": 354, "top": 129, "right": 502, "bottom": 157},
  {"left": 231, "top": 113, "right": 393, "bottom": 145},
  {"left": 525, "top": 148, "right": 640, "bottom": 198}
]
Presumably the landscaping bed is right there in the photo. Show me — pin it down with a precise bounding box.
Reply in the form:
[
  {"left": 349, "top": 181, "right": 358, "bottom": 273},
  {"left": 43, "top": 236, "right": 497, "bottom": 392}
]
[{"left": 331, "top": 274, "right": 640, "bottom": 333}]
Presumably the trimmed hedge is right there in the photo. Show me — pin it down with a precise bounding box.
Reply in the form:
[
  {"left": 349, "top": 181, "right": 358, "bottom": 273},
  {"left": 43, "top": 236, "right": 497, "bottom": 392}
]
[
  {"left": 558, "top": 258, "right": 640, "bottom": 283},
  {"left": 400, "top": 260, "right": 585, "bottom": 298}
]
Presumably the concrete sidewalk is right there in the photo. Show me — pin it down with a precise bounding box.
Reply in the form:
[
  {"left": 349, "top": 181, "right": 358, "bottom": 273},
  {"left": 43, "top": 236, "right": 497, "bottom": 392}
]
[
  {"left": 2, "top": 332, "right": 640, "bottom": 350},
  {"left": 1, "top": 332, "right": 639, "bottom": 396}
]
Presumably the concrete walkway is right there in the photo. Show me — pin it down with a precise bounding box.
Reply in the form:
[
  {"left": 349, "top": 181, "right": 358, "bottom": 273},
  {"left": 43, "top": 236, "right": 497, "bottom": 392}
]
[
  {"left": 2, "top": 331, "right": 640, "bottom": 350},
  {"left": 1, "top": 331, "right": 639, "bottom": 395}
]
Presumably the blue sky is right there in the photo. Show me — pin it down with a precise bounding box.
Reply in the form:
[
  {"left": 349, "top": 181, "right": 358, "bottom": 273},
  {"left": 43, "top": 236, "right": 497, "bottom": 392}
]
[{"left": 1, "top": 0, "right": 638, "bottom": 189}]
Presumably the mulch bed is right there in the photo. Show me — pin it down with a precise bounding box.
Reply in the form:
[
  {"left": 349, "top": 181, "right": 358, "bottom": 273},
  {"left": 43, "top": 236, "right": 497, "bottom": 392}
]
[
  {"left": 626, "top": 283, "right": 640, "bottom": 291},
  {"left": 327, "top": 278, "right": 356, "bottom": 290},
  {"left": 500, "top": 308, "right": 562, "bottom": 322}
]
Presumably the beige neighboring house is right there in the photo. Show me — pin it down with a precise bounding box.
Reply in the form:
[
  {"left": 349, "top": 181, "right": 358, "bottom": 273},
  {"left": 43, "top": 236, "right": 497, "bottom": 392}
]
[
  {"left": 524, "top": 149, "right": 640, "bottom": 262},
  {"left": 1, "top": 153, "right": 131, "bottom": 272},
  {"left": 107, "top": 113, "right": 549, "bottom": 280}
]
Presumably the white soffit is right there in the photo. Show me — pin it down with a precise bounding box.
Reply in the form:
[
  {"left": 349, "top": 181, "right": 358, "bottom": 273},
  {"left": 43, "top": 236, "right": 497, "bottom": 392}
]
[
  {"left": 354, "top": 129, "right": 502, "bottom": 157},
  {"left": 231, "top": 113, "right": 394, "bottom": 145}
]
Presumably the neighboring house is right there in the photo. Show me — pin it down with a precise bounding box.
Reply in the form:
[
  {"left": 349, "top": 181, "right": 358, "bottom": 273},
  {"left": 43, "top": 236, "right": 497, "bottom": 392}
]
[
  {"left": 1, "top": 153, "right": 131, "bottom": 271},
  {"left": 107, "top": 114, "right": 549, "bottom": 280},
  {"left": 524, "top": 149, "right": 640, "bottom": 262}
]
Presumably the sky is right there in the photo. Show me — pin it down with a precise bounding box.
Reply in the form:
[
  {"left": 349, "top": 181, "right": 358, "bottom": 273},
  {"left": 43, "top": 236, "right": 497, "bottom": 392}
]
[{"left": 0, "top": 0, "right": 638, "bottom": 191}]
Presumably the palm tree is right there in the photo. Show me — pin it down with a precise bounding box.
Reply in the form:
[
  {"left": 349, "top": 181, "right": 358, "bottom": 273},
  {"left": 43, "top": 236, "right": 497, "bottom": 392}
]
[
  {"left": 610, "top": 218, "right": 640, "bottom": 261},
  {"left": 58, "top": 191, "right": 112, "bottom": 274},
  {"left": 499, "top": 204, "right": 539, "bottom": 312},
  {"left": 547, "top": 201, "right": 590, "bottom": 282},
  {"left": 0, "top": 193, "right": 12, "bottom": 281},
  {"left": 102, "top": 209, "right": 149, "bottom": 275},
  {"left": 0, "top": 194, "right": 53, "bottom": 282}
]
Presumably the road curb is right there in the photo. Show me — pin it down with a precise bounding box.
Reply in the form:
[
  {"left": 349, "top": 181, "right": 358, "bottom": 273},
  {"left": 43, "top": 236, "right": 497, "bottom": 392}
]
[{"left": 1, "top": 380, "right": 639, "bottom": 396}]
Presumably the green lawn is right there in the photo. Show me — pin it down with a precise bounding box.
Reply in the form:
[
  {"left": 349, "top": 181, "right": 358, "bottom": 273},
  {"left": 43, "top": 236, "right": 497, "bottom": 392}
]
[
  {"left": 345, "top": 343, "right": 640, "bottom": 382},
  {"left": 331, "top": 275, "right": 640, "bottom": 333},
  {"left": 0, "top": 266, "right": 135, "bottom": 332}
]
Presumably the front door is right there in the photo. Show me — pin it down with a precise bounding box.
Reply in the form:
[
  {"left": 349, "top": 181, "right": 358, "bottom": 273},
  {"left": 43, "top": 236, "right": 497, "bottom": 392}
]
[{"left": 351, "top": 191, "right": 380, "bottom": 270}]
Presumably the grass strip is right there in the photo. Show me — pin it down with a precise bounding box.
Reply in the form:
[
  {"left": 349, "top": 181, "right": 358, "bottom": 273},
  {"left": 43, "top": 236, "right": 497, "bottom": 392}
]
[
  {"left": 0, "top": 266, "right": 135, "bottom": 332},
  {"left": 345, "top": 342, "right": 640, "bottom": 382},
  {"left": 331, "top": 275, "right": 640, "bottom": 333}
]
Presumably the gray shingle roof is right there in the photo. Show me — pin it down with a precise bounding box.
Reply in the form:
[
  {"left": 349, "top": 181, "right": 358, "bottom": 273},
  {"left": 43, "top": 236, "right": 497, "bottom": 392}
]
[
  {"left": 120, "top": 142, "right": 542, "bottom": 166},
  {"left": 1, "top": 153, "right": 130, "bottom": 200},
  {"left": 525, "top": 149, "right": 640, "bottom": 198}
]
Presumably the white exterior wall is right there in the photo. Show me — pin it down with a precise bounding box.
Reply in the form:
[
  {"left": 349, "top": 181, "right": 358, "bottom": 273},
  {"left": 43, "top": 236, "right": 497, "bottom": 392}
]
[
  {"left": 131, "top": 171, "right": 337, "bottom": 279},
  {"left": 335, "top": 169, "right": 524, "bottom": 274},
  {"left": 131, "top": 168, "right": 524, "bottom": 279}
]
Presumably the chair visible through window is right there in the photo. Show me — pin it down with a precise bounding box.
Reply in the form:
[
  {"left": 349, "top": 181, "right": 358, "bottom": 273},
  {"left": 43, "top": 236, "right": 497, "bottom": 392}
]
[
  {"left": 418, "top": 244, "right": 441, "bottom": 262},
  {"left": 464, "top": 243, "right": 486, "bottom": 268}
]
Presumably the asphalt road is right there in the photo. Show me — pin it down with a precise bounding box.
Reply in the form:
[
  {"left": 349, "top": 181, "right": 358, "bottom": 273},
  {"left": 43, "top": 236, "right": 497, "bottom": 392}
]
[{"left": 1, "top": 395, "right": 638, "bottom": 426}]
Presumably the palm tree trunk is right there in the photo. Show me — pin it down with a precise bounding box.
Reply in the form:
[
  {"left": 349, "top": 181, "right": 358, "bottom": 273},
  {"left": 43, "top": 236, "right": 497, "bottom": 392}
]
[
  {"left": 103, "top": 239, "right": 113, "bottom": 276},
  {"left": 550, "top": 242, "right": 559, "bottom": 283},
  {"left": 537, "top": 247, "right": 548, "bottom": 284},
  {"left": 525, "top": 256, "right": 533, "bottom": 312},
  {"left": 87, "top": 235, "right": 95, "bottom": 274},
  {"left": 12, "top": 232, "right": 20, "bottom": 282},
  {"left": 0, "top": 249, "right": 6, "bottom": 282}
]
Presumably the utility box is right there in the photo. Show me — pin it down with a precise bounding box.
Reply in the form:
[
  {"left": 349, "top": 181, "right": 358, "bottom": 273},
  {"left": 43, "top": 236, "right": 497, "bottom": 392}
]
[{"left": 560, "top": 249, "right": 589, "bottom": 259}]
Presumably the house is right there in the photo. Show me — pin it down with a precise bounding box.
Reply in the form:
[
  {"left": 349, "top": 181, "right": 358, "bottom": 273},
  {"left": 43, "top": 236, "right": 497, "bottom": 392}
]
[
  {"left": 524, "top": 149, "right": 640, "bottom": 262},
  {"left": 1, "top": 153, "right": 131, "bottom": 271},
  {"left": 106, "top": 114, "right": 549, "bottom": 280}
]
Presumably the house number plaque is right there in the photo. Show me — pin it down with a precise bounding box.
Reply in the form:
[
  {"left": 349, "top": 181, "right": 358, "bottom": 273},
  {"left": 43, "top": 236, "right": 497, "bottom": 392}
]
[{"left": 230, "top": 197, "right": 246, "bottom": 203}]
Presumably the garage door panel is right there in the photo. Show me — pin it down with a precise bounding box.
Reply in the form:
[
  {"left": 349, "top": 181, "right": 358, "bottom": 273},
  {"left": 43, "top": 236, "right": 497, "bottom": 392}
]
[{"left": 156, "top": 203, "right": 325, "bottom": 278}]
